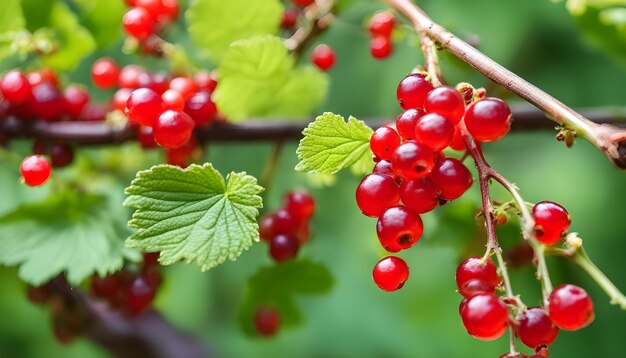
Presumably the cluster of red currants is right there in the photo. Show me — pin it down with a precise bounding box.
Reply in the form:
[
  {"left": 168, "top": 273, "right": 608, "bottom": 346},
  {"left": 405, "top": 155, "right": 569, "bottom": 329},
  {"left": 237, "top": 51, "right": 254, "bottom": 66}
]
[
  {"left": 259, "top": 190, "right": 316, "bottom": 263},
  {"left": 367, "top": 11, "right": 395, "bottom": 60},
  {"left": 122, "top": 0, "right": 179, "bottom": 47},
  {"left": 89, "top": 252, "right": 162, "bottom": 316},
  {"left": 91, "top": 57, "right": 217, "bottom": 159}
]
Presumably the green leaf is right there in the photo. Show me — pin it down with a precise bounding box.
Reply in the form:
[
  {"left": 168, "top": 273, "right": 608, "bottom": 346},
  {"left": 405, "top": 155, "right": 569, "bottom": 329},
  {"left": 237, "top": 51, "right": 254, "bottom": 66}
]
[
  {"left": 238, "top": 260, "right": 333, "bottom": 335},
  {"left": 187, "top": 0, "right": 283, "bottom": 61},
  {"left": 295, "top": 112, "right": 374, "bottom": 175},
  {"left": 0, "top": 191, "right": 139, "bottom": 286},
  {"left": 74, "top": 0, "right": 125, "bottom": 49},
  {"left": 214, "top": 36, "right": 329, "bottom": 121},
  {"left": 0, "top": 0, "right": 25, "bottom": 60},
  {"left": 124, "top": 163, "right": 264, "bottom": 271}
]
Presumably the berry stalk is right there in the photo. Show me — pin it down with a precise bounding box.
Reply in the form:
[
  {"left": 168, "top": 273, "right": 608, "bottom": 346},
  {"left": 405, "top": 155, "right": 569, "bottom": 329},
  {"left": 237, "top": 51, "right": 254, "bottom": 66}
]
[
  {"left": 386, "top": 0, "right": 626, "bottom": 169},
  {"left": 572, "top": 248, "right": 626, "bottom": 309}
]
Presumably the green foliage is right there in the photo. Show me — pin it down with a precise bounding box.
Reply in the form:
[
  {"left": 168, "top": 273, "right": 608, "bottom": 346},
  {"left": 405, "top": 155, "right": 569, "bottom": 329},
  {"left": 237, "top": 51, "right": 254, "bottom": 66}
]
[
  {"left": 124, "top": 163, "right": 264, "bottom": 271},
  {"left": 187, "top": 0, "right": 283, "bottom": 61},
  {"left": 215, "top": 35, "right": 328, "bottom": 121},
  {"left": 238, "top": 259, "right": 333, "bottom": 335},
  {"left": 0, "top": 0, "right": 25, "bottom": 61},
  {"left": 295, "top": 112, "right": 374, "bottom": 175},
  {"left": 74, "top": 0, "right": 125, "bottom": 49},
  {"left": 0, "top": 191, "right": 139, "bottom": 286}
]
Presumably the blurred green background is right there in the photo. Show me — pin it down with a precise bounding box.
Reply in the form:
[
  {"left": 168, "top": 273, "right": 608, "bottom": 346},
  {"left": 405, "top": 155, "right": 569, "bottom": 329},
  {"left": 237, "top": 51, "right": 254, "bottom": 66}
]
[{"left": 1, "top": 0, "right": 626, "bottom": 357}]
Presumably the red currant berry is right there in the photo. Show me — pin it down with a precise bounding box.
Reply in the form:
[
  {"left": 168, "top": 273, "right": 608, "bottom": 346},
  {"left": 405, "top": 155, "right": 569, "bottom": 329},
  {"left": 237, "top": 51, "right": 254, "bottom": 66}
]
[
  {"left": 193, "top": 71, "right": 218, "bottom": 92},
  {"left": 548, "top": 284, "right": 594, "bottom": 330},
  {"left": 136, "top": 0, "right": 163, "bottom": 17},
  {"left": 311, "top": 44, "right": 336, "bottom": 71},
  {"left": 284, "top": 190, "right": 315, "bottom": 221},
  {"left": 414, "top": 113, "right": 455, "bottom": 151},
  {"left": 517, "top": 307, "right": 559, "bottom": 349},
  {"left": 149, "top": 72, "right": 170, "bottom": 94},
  {"left": 269, "top": 234, "right": 300, "bottom": 262},
  {"left": 159, "top": 0, "right": 179, "bottom": 22},
  {"left": 112, "top": 88, "right": 133, "bottom": 111},
  {"left": 397, "top": 73, "right": 433, "bottom": 110},
  {"left": 118, "top": 65, "right": 146, "bottom": 89},
  {"left": 281, "top": 8, "right": 298, "bottom": 29},
  {"left": 396, "top": 108, "right": 425, "bottom": 141},
  {"left": 448, "top": 126, "right": 466, "bottom": 151},
  {"left": 423, "top": 86, "right": 465, "bottom": 124},
  {"left": 461, "top": 294, "right": 509, "bottom": 340},
  {"left": 165, "top": 136, "right": 198, "bottom": 167},
  {"left": 125, "top": 88, "right": 163, "bottom": 126},
  {"left": 459, "top": 279, "right": 497, "bottom": 298},
  {"left": 273, "top": 208, "right": 299, "bottom": 235},
  {"left": 372, "top": 256, "right": 409, "bottom": 292},
  {"left": 122, "top": 276, "right": 155, "bottom": 315},
  {"left": 355, "top": 173, "right": 400, "bottom": 217},
  {"left": 464, "top": 97, "right": 512, "bottom": 142},
  {"left": 184, "top": 91, "right": 216, "bottom": 127},
  {"left": 370, "top": 126, "right": 401, "bottom": 161},
  {"left": 429, "top": 157, "right": 473, "bottom": 200},
  {"left": 0, "top": 70, "right": 32, "bottom": 105},
  {"left": 391, "top": 141, "right": 436, "bottom": 179},
  {"left": 63, "top": 85, "right": 90, "bottom": 118},
  {"left": 459, "top": 298, "right": 468, "bottom": 315},
  {"left": 153, "top": 110, "right": 195, "bottom": 149},
  {"left": 32, "top": 139, "right": 49, "bottom": 155},
  {"left": 90, "top": 275, "right": 120, "bottom": 300},
  {"left": 456, "top": 256, "right": 500, "bottom": 298},
  {"left": 20, "top": 155, "right": 51, "bottom": 186},
  {"left": 91, "top": 58, "right": 120, "bottom": 89},
  {"left": 368, "top": 11, "right": 395, "bottom": 37},
  {"left": 50, "top": 144, "right": 73, "bottom": 168},
  {"left": 370, "top": 36, "right": 393, "bottom": 60},
  {"left": 292, "top": 0, "right": 314, "bottom": 7},
  {"left": 137, "top": 126, "right": 158, "bottom": 149},
  {"left": 169, "top": 77, "right": 197, "bottom": 100},
  {"left": 376, "top": 206, "right": 423, "bottom": 252},
  {"left": 123, "top": 7, "right": 155, "bottom": 41},
  {"left": 259, "top": 214, "right": 278, "bottom": 242},
  {"left": 161, "top": 89, "right": 185, "bottom": 110},
  {"left": 532, "top": 201, "right": 571, "bottom": 246},
  {"left": 399, "top": 177, "right": 438, "bottom": 214},
  {"left": 31, "top": 82, "right": 64, "bottom": 121},
  {"left": 373, "top": 160, "right": 395, "bottom": 178},
  {"left": 254, "top": 307, "right": 281, "bottom": 337}
]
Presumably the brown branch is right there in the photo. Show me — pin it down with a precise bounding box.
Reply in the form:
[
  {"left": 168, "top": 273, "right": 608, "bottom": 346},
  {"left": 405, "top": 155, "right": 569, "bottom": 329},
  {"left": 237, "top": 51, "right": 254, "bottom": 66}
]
[
  {"left": 385, "top": 0, "right": 626, "bottom": 169},
  {"left": 50, "top": 278, "right": 209, "bottom": 358},
  {"left": 1, "top": 106, "right": 625, "bottom": 145}
]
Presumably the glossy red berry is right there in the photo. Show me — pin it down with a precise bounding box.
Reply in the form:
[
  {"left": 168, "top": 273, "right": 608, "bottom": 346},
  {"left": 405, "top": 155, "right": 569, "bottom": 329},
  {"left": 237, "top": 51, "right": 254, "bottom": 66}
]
[
  {"left": 548, "top": 284, "right": 594, "bottom": 330},
  {"left": 399, "top": 177, "right": 438, "bottom": 214},
  {"left": 159, "top": 0, "right": 179, "bottom": 22},
  {"left": 368, "top": 11, "right": 395, "bottom": 37},
  {"left": 292, "top": 0, "right": 314, "bottom": 7},
  {"left": 373, "top": 160, "right": 395, "bottom": 177},
  {"left": 90, "top": 275, "right": 120, "bottom": 300},
  {"left": 269, "top": 234, "right": 300, "bottom": 262},
  {"left": 31, "top": 82, "right": 64, "bottom": 121},
  {"left": 184, "top": 91, "right": 216, "bottom": 126},
  {"left": 112, "top": 88, "right": 133, "bottom": 111},
  {"left": 169, "top": 77, "right": 197, "bottom": 100},
  {"left": 397, "top": 73, "right": 433, "bottom": 110},
  {"left": 254, "top": 307, "right": 281, "bottom": 337},
  {"left": 414, "top": 113, "right": 455, "bottom": 151},
  {"left": 50, "top": 144, "right": 73, "bottom": 168},
  {"left": 165, "top": 136, "right": 198, "bottom": 167},
  {"left": 456, "top": 256, "right": 500, "bottom": 298},
  {"left": 161, "top": 89, "right": 185, "bottom": 110},
  {"left": 376, "top": 206, "right": 423, "bottom": 252},
  {"left": 153, "top": 110, "right": 195, "bottom": 149},
  {"left": 284, "top": 190, "right": 315, "bottom": 221},
  {"left": 532, "top": 201, "right": 571, "bottom": 246},
  {"left": 118, "top": 65, "right": 146, "bottom": 89},
  {"left": 1, "top": 70, "right": 32, "bottom": 104},
  {"left": 20, "top": 155, "right": 51, "bottom": 186},
  {"left": 370, "top": 36, "right": 393, "bottom": 60},
  {"left": 149, "top": 72, "right": 170, "bottom": 94},
  {"left": 517, "top": 307, "right": 559, "bottom": 349},
  {"left": 423, "top": 86, "right": 465, "bottom": 124},
  {"left": 372, "top": 256, "right": 409, "bottom": 292},
  {"left": 259, "top": 214, "right": 278, "bottom": 242},
  {"left": 91, "top": 58, "right": 120, "bottom": 89},
  {"left": 311, "top": 44, "right": 336, "bottom": 71},
  {"left": 135, "top": 0, "right": 163, "bottom": 17},
  {"left": 464, "top": 98, "right": 512, "bottom": 142},
  {"left": 123, "top": 7, "right": 155, "bottom": 40},
  {"left": 449, "top": 126, "right": 466, "bottom": 151},
  {"left": 122, "top": 276, "right": 155, "bottom": 315},
  {"left": 355, "top": 173, "right": 400, "bottom": 217},
  {"left": 370, "top": 126, "right": 401, "bottom": 161},
  {"left": 193, "top": 71, "right": 218, "bottom": 92},
  {"left": 396, "top": 109, "right": 425, "bottom": 141},
  {"left": 125, "top": 88, "right": 163, "bottom": 126},
  {"left": 429, "top": 158, "right": 473, "bottom": 200},
  {"left": 281, "top": 8, "right": 298, "bottom": 29},
  {"left": 391, "top": 141, "right": 436, "bottom": 179},
  {"left": 461, "top": 294, "right": 509, "bottom": 340},
  {"left": 63, "top": 85, "right": 90, "bottom": 118},
  {"left": 137, "top": 126, "right": 158, "bottom": 149}
]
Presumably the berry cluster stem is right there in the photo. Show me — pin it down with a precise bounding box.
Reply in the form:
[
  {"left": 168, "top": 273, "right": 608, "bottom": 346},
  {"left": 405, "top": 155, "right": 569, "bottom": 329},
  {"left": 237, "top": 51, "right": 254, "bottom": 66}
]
[
  {"left": 386, "top": 0, "right": 626, "bottom": 169},
  {"left": 572, "top": 248, "right": 626, "bottom": 309},
  {"left": 285, "top": 0, "right": 337, "bottom": 61}
]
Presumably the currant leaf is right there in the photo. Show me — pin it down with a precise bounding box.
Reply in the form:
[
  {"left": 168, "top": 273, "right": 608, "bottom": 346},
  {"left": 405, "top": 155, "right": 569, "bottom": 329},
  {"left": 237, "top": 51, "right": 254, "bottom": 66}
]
[
  {"left": 74, "top": 0, "right": 126, "bottom": 49},
  {"left": 238, "top": 259, "right": 333, "bottom": 335},
  {"left": 0, "top": 191, "right": 140, "bottom": 286},
  {"left": 124, "top": 163, "right": 264, "bottom": 271},
  {"left": 295, "top": 112, "right": 374, "bottom": 175},
  {"left": 187, "top": 0, "right": 283, "bottom": 61},
  {"left": 214, "top": 35, "right": 328, "bottom": 121}
]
